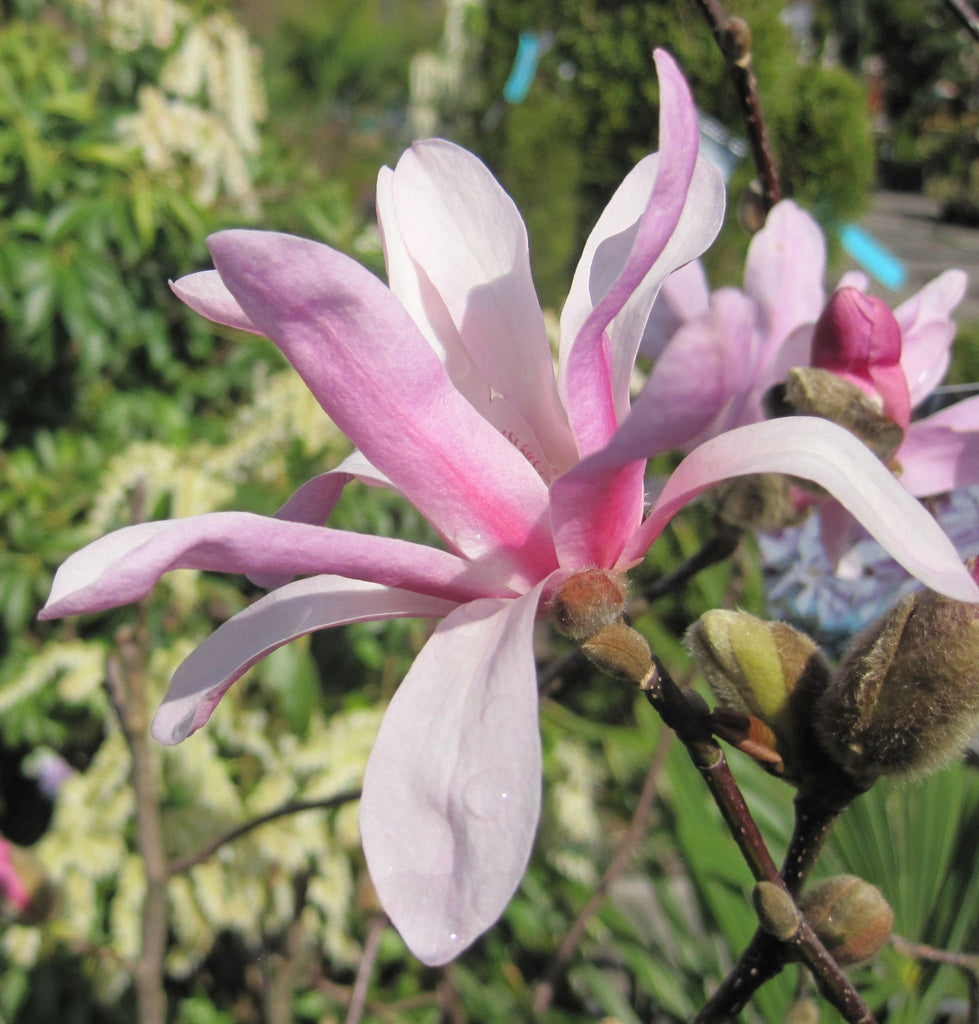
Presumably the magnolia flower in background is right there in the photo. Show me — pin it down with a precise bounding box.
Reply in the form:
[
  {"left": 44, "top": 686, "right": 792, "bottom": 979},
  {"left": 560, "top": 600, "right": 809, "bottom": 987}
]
[
  {"left": 642, "top": 199, "right": 979, "bottom": 565},
  {"left": 39, "top": 52, "right": 979, "bottom": 966}
]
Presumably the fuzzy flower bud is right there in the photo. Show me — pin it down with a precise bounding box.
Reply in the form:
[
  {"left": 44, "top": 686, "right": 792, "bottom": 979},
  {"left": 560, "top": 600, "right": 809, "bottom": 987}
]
[
  {"left": 549, "top": 568, "right": 628, "bottom": 640},
  {"left": 687, "top": 610, "right": 831, "bottom": 779},
  {"left": 769, "top": 367, "right": 904, "bottom": 464},
  {"left": 709, "top": 473, "right": 806, "bottom": 532},
  {"left": 798, "top": 875, "right": 893, "bottom": 965},
  {"left": 581, "top": 622, "right": 651, "bottom": 683},
  {"left": 817, "top": 560, "right": 979, "bottom": 779}
]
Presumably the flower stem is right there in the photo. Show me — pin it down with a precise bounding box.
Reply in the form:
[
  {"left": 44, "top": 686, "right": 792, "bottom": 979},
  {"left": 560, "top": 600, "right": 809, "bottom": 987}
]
[
  {"left": 639, "top": 657, "right": 877, "bottom": 1023},
  {"left": 692, "top": 0, "right": 782, "bottom": 210}
]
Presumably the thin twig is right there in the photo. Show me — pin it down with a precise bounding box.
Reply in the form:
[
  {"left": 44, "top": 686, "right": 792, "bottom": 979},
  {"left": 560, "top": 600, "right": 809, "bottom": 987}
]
[
  {"left": 892, "top": 936, "right": 979, "bottom": 1024},
  {"left": 532, "top": 725, "right": 675, "bottom": 1014},
  {"left": 168, "top": 790, "right": 362, "bottom": 876},
  {"left": 692, "top": 0, "right": 782, "bottom": 210},
  {"left": 639, "top": 658, "right": 877, "bottom": 1023},
  {"left": 107, "top": 628, "right": 168, "bottom": 1024},
  {"left": 944, "top": 0, "right": 979, "bottom": 42},
  {"left": 345, "top": 915, "right": 388, "bottom": 1024},
  {"left": 636, "top": 526, "right": 742, "bottom": 607}
]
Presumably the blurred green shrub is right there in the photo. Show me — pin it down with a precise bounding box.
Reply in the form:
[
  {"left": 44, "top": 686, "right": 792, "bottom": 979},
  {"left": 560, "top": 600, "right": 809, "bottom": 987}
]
[{"left": 447, "top": 0, "right": 873, "bottom": 304}]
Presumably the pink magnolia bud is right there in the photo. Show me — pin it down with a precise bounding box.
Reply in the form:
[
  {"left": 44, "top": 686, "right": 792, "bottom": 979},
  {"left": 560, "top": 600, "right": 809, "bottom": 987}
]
[{"left": 810, "top": 288, "right": 911, "bottom": 431}]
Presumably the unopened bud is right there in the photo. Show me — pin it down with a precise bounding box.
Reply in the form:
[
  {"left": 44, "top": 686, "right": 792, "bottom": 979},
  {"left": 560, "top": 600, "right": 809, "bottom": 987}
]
[
  {"left": 710, "top": 473, "right": 806, "bottom": 531},
  {"left": 785, "top": 999, "right": 820, "bottom": 1024},
  {"left": 753, "top": 881, "right": 802, "bottom": 940},
  {"left": 817, "top": 560, "right": 979, "bottom": 779},
  {"left": 769, "top": 367, "right": 904, "bottom": 464},
  {"left": 799, "top": 875, "right": 893, "bottom": 965},
  {"left": 724, "top": 17, "right": 753, "bottom": 67},
  {"left": 687, "top": 610, "right": 831, "bottom": 779},
  {"left": 738, "top": 181, "right": 767, "bottom": 235},
  {"left": 549, "top": 569, "right": 628, "bottom": 640},
  {"left": 811, "top": 288, "right": 911, "bottom": 431},
  {"left": 581, "top": 622, "right": 651, "bottom": 683}
]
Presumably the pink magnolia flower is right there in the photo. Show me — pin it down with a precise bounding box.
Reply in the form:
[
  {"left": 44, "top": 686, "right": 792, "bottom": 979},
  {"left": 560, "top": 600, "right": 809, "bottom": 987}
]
[
  {"left": 39, "top": 54, "right": 979, "bottom": 965},
  {"left": 0, "top": 839, "right": 32, "bottom": 917},
  {"left": 640, "top": 200, "right": 979, "bottom": 494}
]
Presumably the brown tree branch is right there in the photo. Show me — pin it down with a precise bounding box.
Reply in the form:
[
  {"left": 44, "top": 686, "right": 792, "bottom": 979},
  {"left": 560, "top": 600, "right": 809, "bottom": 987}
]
[
  {"left": 167, "top": 790, "right": 362, "bottom": 877},
  {"left": 692, "top": 0, "right": 782, "bottom": 210}
]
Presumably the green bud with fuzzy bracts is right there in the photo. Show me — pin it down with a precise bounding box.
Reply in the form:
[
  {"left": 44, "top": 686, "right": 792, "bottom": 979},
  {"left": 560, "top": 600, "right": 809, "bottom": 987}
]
[
  {"left": 799, "top": 875, "right": 893, "bottom": 965},
  {"left": 817, "top": 560, "right": 979, "bottom": 779},
  {"left": 686, "top": 610, "right": 832, "bottom": 781}
]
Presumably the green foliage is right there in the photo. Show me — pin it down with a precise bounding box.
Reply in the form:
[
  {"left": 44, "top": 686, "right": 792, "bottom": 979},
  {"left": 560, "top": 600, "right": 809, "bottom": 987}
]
[{"left": 463, "top": 0, "right": 873, "bottom": 303}]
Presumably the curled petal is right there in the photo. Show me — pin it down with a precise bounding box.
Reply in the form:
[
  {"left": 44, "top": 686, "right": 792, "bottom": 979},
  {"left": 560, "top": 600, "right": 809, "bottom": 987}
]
[
  {"left": 561, "top": 50, "right": 723, "bottom": 456},
  {"left": 170, "top": 270, "right": 262, "bottom": 335},
  {"left": 152, "top": 578, "right": 458, "bottom": 744},
  {"left": 623, "top": 418, "right": 979, "bottom": 603},
  {"left": 360, "top": 584, "right": 547, "bottom": 965},
  {"left": 39, "top": 513, "right": 518, "bottom": 621}
]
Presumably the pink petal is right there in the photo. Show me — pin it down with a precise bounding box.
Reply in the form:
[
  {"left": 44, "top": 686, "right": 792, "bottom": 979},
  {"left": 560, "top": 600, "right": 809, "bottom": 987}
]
[
  {"left": 743, "top": 201, "right": 826, "bottom": 368},
  {"left": 897, "top": 269, "right": 968, "bottom": 406},
  {"left": 623, "top": 417, "right": 979, "bottom": 603},
  {"left": 170, "top": 271, "right": 262, "bottom": 335},
  {"left": 360, "top": 583, "right": 547, "bottom": 965},
  {"left": 39, "top": 513, "right": 519, "bottom": 620},
  {"left": 561, "top": 150, "right": 723, "bottom": 421},
  {"left": 151, "top": 577, "right": 458, "bottom": 744},
  {"left": 635, "top": 287, "right": 761, "bottom": 450},
  {"left": 247, "top": 451, "right": 392, "bottom": 590},
  {"left": 387, "top": 140, "right": 577, "bottom": 479},
  {"left": 638, "top": 258, "right": 711, "bottom": 360},
  {"left": 561, "top": 50, "right": 722, "bottom": 456},
  {"left": 897, "top": 395, "right": 979, "bottom": 495},
  {"left": 203, "top": 230, "right": 557, "bottom": 580},
  {"left": 810, "top": 288, "right": 911, "bottom": 429}
]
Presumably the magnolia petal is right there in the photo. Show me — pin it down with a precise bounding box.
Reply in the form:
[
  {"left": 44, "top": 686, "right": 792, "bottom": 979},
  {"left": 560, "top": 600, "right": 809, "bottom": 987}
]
[
  {"left": 204, "top": 230, "right": 557, "bottom": 579},
  {"left": 638, "top": 258, "right": 711, "bottom": 360},
  {"left": 743, "top": 201, "right": 826, "bottom": 366},
  {"left": 389, "top": 140, "right": 577, "bottom": 477},
  {"left": 898, "top": 395, "right": 979, "bottom": 495},
  {"left": 561, "top": 50, "right": 710, "bottom": 456},
  {"left": 39, "top": 512, "right": 519, "bottom": 621},
  {"left": 360, "top": 584, "right": 546, "bottom": 965},
  {"left": 170, "top": 270, "right": 262, "bottom": 335},
  {"left": 897, "top": 269, "right": 968, "bottom": 407},
  {"left": 634, "top": 287, "right": 761, "bottom": 452},
  {"left": 247, "top": 451, "right": 395, "bottom": 589},
  {"left": 269, "top": 450, "right": 393, "bottom": 528},
  {"left": 151, "top": 577, "right": 459, "bottom": 745},
  {"left": 623, "top": 417, "right": 979, "bottom": 603}
]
